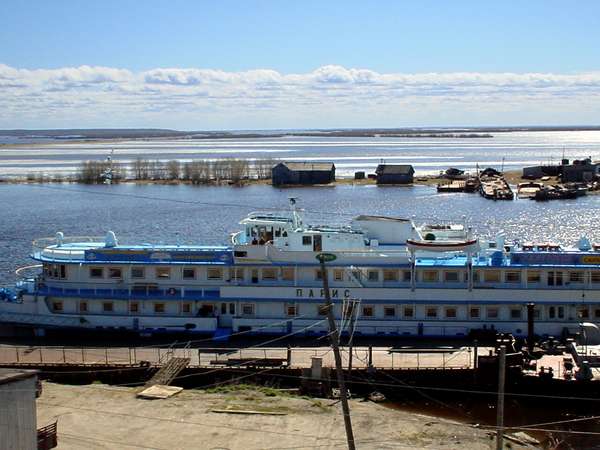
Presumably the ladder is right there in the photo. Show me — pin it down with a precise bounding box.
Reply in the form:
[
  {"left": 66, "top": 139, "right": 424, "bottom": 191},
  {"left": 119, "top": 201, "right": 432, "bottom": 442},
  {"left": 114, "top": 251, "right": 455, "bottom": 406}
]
[{"left": 145, "top": 356, "right": 190, "bottom": 387}]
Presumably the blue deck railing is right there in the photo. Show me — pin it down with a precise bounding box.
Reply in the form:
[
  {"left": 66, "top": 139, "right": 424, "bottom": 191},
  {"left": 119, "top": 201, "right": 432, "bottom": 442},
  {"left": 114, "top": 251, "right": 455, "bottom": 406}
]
[{"left": 37, "top": 286, "right": 220, "bottom": 300}]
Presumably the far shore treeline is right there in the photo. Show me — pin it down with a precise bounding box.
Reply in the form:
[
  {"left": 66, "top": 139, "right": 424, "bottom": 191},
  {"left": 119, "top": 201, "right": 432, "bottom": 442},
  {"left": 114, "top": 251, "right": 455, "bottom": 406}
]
[{"left": 24, "top": 158, "right": 276, "bottom": 184}]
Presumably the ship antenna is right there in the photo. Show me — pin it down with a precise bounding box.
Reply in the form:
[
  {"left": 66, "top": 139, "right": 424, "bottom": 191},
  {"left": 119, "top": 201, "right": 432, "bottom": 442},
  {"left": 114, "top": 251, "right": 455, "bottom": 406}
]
[{"left": 289, "top": 197, "right": 301, "bottom": 229}]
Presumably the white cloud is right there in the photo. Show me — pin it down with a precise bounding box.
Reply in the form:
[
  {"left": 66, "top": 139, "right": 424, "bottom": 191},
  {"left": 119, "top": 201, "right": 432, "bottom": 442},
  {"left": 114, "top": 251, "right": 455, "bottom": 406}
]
[{"left": 0, "top": 63, "right": 599, "bottom": 128}]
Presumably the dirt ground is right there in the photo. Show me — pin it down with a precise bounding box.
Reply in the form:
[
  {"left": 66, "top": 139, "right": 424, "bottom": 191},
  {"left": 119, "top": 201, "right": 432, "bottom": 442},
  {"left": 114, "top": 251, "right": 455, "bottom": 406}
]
[{"left": 35, "top": 382, "right": 536, "bottom": 450}]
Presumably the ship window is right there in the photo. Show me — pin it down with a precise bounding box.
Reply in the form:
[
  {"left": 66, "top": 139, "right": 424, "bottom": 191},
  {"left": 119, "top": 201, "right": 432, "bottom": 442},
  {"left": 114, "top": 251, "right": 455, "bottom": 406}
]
[
  {"left": 286, "top": 305, "right": 298, "bottom": 316},
  {"left": 334, "top": 269, "right": 344, "bottom": 281},
  {"left": 444, "top": 271, "right": 459, "bottom": 282},
  {"left": 60, "top": 265, "right": 66, "bottom": 279},
  {"left": 484, "top": 271, "right": 501, "bottom": 283},
  {"left": 362, "top": 306, "right": 374, "bottom": 317},
  {"left": 302, "top": 236, "right": 312, "bottom": 246},
  {"left": 52, "top": 301, "right": 63, "bottom": 312},
  {"left": 108, "top": 267, "right": 122, "bottom": 279},
  {"left": 384, "top": 306, "right": 396, "bottom": 317},
  {"left": 79, "top": 301, "right": 88, "bottom": 313},
  {"left": 383, "top": 270, "right": 398, "bottom": 282},
  {"left": 262, "top": 268, "right": 277, "bottom": 280},
  {"left": 367, "top": 270, "right": 379, "bottom": 282},
  {"left": 230, "top": 267, "right": 244, "bottom": 281},
  {"left": 577, "top": 307, "right": 590, "bottom": 319},
  {"left": 403, "top": 271, "right": 412, "bottom": 282},
  {"left": 318, "top": 304, "right": 329, "bottom": 316},
  {"left": 469, "top": 307, "right": 480, "bottom": 319},
  {"left": 315, "top": 269, "right": 324, "bottom": 281},
  {"left": 472, "top": 271, "right": 479, "bottom": 283},
  {"left": 154, "top": 303, "right": 165, "bottom": 314},
  {"left": 510, "top": 308, "right": 522, "bottom": 319},
  {"left": 281, "top": 268, "right": 294, "bottom": 281},
  {"left": 422, "top": 271, "right": 438, "bottom": 282},
  {"left": 426, "top": 307, "right": 438, "bottom": 318},
  {"left": 90, "top": 267, "right": 104, "bottom": 278},
  {"left": 505, "top": 271, "right": 521, "bottom": 283},
  {"left": 242, "top": 304, "right": 255, "bottom": 316},
  {"left": 569, "top": 272, "right": 585, "bottom": 283},
  {"left": 183, "top": 268, "right": 196, "bottom": 279},
  {"left": 533, "top": 308, "right": 541, "bottom": 319},
  {"left": 182, "top": 303, "right": 192, "bottom": 314},
  {"left": 595, "top": 308, "right": 600, "bottom": 319},
  {"left": 131, "top": 267, "right": 145, "bottom": 279},
  {"left": 548, "top": 271, "right": 563, "bottom": 286},
  {"left": 549, "top": 306, "right": 556, "bottom": 319},
  {"left": 527, "top": 271, "right": 541, "bottom": 283},
  {"left": 102, "top": 302, "right": 113, "bottom": 312},
  {"left": 486, "top": 307, "right": 498, "bottom": 319},
  {"left": 130, "top": 302, "right": 139, "bottom": 313},
  {"left": 592, "top": 272, "right": 600, "bottom": 284},
  {"left": 234, "top": 251, "right": 247, "bottom": 257},
  {"left": 403, "top": 306, "right": 414, "bottom": 318},
  {"left": 558, "top": 306, "right": 565, "bottom": 319},
  {"left": 156, "top": 267, "right": 170, "bottom": 279},
  {"left": 229, "top": 303, "right": 235, "bottom": 314},
  {"left": 445, "top": 307, "right": 457, "bottom": 319},
  {"left": 207, "top": 268, "right": 222, "bottom": 280}
]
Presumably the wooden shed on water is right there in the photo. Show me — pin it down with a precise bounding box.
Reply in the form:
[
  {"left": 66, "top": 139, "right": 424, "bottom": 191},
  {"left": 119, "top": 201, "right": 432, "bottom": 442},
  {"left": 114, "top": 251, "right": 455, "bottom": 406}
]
[
  {"left": 272, "top": 162, "right": 336, "bottom": 186},
  {"left": 375, "top": 164, "right": 415, "bottom": 184}
]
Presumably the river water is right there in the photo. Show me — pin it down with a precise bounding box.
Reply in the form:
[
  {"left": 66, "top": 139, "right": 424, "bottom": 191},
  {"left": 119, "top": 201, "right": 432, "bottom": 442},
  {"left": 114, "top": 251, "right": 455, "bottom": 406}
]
[{"left": 2, "top": 130, "right": 600, "bottom": 177}]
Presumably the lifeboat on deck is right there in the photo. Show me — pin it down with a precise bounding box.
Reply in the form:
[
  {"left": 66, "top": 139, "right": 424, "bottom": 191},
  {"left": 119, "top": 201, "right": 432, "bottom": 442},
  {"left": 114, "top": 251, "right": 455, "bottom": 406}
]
[{"left": 406, "top": 238, "right": 479, "bottom": 253}]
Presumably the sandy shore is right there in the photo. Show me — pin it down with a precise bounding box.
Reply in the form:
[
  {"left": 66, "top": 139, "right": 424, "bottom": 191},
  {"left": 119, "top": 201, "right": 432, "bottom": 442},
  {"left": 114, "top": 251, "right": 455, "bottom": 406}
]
[{"left": 35, "top": 382, "right": 536, "bottom": 450}]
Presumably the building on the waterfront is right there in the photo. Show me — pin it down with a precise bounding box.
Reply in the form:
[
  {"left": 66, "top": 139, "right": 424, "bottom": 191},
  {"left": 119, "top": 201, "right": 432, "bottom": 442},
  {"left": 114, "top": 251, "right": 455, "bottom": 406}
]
[
  {"left": 375, "top": 164, "right": 414, "bottom": 184},
  {"left": 0, "top": 369, "right": 39, "bottom": 450},
  {"left": 561, "top": 158, "right": 599, "bottom": 182},
  {"left": 272, "top": 162, "right": 336, "bottom": 186}
]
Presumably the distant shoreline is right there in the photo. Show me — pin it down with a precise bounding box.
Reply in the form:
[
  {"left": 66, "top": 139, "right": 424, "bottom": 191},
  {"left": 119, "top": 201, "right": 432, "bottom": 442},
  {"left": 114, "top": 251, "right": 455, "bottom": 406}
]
[{"left": 1, "top": 125, "right": 600, "bottom": 144}]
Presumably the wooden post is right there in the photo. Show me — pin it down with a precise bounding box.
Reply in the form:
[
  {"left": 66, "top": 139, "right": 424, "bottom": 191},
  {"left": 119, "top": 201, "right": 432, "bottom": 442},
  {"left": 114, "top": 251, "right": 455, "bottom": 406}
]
[
  {"left": 81, "top": 347, "right": 85, "bottom": 364},
  {"left": 320, "top": 257, "right": 356, "bottom": 450},
  {"left": 287, "top": 346, "right": 292, "bottom": 367},
  {"left": 473, "top": 340, "right": 478, "bottom": 370},
  {"left": 368, "top": 345, "right": 373, "bottom": 368},
  {"left": 496, "top": 345, "right": 506, "bottom": 450}
]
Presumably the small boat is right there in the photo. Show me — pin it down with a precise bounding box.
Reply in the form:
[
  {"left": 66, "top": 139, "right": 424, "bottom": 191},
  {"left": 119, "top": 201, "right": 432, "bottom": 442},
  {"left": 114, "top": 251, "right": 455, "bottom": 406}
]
[
  {"left": 517, "top": 182, "right": 543, "bottom": 199},
  {"left": 406, "top": 238, "right": 479, "bottom": 253}
]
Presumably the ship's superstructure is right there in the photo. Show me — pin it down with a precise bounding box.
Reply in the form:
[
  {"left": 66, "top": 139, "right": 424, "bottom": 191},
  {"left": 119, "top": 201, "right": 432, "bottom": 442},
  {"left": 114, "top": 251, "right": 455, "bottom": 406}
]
[{"left": 2, "top": 201, "right": 600, "bottom": 339}]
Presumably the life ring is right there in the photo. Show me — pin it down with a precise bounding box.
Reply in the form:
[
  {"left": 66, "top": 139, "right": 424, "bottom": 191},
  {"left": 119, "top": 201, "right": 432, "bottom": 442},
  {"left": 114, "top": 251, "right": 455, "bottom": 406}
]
[{"left": 168, "top": 288, "right": 177, "bottom": 296}]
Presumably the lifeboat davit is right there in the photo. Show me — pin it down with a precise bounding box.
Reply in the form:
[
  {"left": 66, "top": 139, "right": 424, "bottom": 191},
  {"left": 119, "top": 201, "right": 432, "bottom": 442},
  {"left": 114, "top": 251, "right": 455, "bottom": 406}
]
[{"left": 406, "top": 238, "right": 478, "bottom": 253}]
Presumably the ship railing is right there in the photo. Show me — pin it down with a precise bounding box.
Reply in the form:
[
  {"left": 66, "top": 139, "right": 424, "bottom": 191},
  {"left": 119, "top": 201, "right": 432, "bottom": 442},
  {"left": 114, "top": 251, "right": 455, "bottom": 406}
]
[
  {"left": 32, "top": 235, "right": 103, "bottom": 260},
  {"left": 0, "top": 345, "right": 475, "bottom": 370},
  {"left": 15, "top": 264, "right": 43, "bottom": 281},
  {"left": 34, "top": 284, "right": 223, "bottom": 300}
]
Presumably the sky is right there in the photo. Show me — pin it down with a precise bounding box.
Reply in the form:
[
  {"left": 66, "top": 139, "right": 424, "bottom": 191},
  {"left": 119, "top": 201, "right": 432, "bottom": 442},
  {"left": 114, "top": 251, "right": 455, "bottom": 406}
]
[{"left": 1, "top": 0, "right": 600, "bottom": 130}]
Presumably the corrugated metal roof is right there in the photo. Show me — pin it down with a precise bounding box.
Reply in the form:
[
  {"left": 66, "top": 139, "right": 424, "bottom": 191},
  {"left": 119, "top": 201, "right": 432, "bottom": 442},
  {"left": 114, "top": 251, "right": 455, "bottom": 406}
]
[
  {"left": 375, "top": 164, "right": 414, "bottom": 175},
  {"left": 278, "top": 161, "right": 335, "bottom": 171}
]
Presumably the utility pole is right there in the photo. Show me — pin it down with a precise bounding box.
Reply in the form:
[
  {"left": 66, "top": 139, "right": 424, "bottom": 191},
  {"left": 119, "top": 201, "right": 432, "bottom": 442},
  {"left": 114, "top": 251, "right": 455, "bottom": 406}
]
[
  {"left": 346, "top": 299, "right": 359, "bottom": 372},
  {"left": 496, "top": 345, "right": 506, "bottom": 450},
  {"left": 319, "top": 256, "right": 356, "bottom": 450}
]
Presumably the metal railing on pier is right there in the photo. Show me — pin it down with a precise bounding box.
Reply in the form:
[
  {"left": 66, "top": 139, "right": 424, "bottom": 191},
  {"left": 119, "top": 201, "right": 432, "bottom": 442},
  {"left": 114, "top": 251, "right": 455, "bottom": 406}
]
[{"left": 0, "top": 344, "right": 474, "bottom": 370}]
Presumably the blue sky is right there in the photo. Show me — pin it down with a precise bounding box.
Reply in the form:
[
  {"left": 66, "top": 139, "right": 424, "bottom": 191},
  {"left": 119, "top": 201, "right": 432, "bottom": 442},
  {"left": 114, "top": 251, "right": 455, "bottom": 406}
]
[{"left": 1, "top": 1, "right": 599, "bottom": 129}]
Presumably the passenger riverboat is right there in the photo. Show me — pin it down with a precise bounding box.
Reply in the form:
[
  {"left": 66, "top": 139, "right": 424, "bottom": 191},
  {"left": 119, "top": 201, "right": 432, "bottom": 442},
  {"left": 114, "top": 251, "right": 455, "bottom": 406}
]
[{"left": 2, "top": 200, "right": 600, "bottom": 340}]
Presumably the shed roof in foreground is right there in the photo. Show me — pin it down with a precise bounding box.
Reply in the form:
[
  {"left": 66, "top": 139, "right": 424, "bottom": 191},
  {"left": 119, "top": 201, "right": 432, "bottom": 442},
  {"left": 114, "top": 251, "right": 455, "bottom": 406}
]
[{"left": 0, "top": 369, "right": 38, "bottom": 386}]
